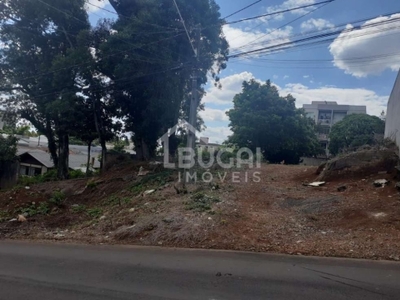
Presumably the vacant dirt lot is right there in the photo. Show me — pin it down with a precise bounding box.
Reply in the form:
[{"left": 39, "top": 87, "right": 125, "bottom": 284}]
[{"left": 1, "top": 161, "right": 400, "bottom": 260}]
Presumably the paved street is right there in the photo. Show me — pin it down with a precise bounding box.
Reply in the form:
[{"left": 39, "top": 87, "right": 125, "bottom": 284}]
[{"left": 0, "top": 241, "right": 399, "bottom": 299}]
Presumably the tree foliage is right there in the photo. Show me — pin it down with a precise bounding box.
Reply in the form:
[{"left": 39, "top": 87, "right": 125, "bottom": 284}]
[
  {"left": 0, "top": 0, "right": 228, "bottom": 181},
  {"left": 329, "top": 114, "right": 385, "bottom": 155},
  {"left": 96, "top": 0, "right": 228, "bottom": 160},
  {"left": 0, "top": 135, "right": 17, "bottom": 164},
  {"left": 227, "top": 79, "right": 321, "bottom": 164}
]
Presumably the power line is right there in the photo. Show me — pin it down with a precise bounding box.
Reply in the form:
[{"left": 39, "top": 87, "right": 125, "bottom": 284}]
[
  {"left": 232, "top": 1, "right": 333, "bottom": 52},
  {"left": 225, "top": 0, "right": 334, "bottom": 25},
  {"left": 223, "top": 0, "right": 262, "bottom": 19},
  {"left": 229, "top": 14, "right": 400, "bottom": 58},
  {"left": 6, "top": 62, "right": 192, "bottom": 104},
  {"left": 231, "top": 10, "right": 400, "bottom": 54},
  {"left": 172, "top": 0, "right": 197, "bottom": 57}
]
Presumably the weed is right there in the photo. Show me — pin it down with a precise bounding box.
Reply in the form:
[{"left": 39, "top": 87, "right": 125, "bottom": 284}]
[
  {"left": 37, "top": 202, "right": 50, "bottom": 215},
  {"left": 86, "top": 180, "right": 98, "bottom": 189},
  {"left": 185, "top": 192, "right": 220, "bottom": 212},
  {"left": 106, "top": 195, "right": 131, "bottom": 206},
  {"left": 130, "top": 183, "right": 145, "bottom": 195},
  {"left": 71, "top": 204, "right": 86, "bottom": 213},
  {"left": 19, "top": 201, "right": 49, "bottom": 217},
  {"left": 49, "top": 190, "right": 66, "bottom": 206},
  {"left": 0, "top": 210, "right": 10, "bottom": 221},
  {"left": 69, "top": 169, "right": 86, "bottom": 179},
  {"left": 87, "top": 207, "right": 103, "bottom": 218}
]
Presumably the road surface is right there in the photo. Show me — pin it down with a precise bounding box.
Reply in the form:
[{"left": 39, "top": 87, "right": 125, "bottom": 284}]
[{"left": 0, "top": 241, "right": 399, "bottom": 299}]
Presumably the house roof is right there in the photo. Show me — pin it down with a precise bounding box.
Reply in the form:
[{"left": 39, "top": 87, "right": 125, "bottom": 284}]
[
  {"left": 19, "top": 150, "right": 54, "bottom": 168},
  {"left": 18, "top": 149, "right": 101, "bottom": 170}
]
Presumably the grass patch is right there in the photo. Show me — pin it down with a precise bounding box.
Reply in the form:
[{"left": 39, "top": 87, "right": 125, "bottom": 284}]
[
  {"left": 105, "top": 195, "right": 132, "bottom": 206},
  {"left": 49, "top": 190, "right": 65, "bottom": 206},
  {"left": 185, "top": 192, "right": 220, "bottom": 212},
  {"left": 86, "top": 207, "right": 103, "bottom": 218},
  {"left": 71, "top": 204, "right": 87, "bottom": 213}
]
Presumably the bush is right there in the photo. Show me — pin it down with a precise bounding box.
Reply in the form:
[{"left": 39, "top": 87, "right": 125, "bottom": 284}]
[
  {"left": 69, "top": 169, "right": 86, "bottom": 179},
  {"left": 49, "top": 190, "right": 66, "bottom": 206}
]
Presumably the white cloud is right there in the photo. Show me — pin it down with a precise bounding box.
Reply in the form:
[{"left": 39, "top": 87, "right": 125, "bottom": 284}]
[
  {"left": 266, "top": 0, "right": 316, "bottom": 21},
  {"left": 203, "top": 71, "right": 257, "bottom": 105},
  {"left": 329, "top": 14, "right": 400, "bottom": 77},
  {"left": 224, "top": 25, "right": 292, "bottom": 53},
  {"left": 85, "top": 0, "right": 109, "bottom": 13},
  {"left": 301, "top": 18, "right": 334, "bottom": 31},
  {"left": 280, "top": 83, "right": 388, "bottom": 116},
  {"left": 200, "top": 126, "right": 232, "bottom": 144},
  {"left": 200, "top": 108, "right": 229, "bottom": 122}
]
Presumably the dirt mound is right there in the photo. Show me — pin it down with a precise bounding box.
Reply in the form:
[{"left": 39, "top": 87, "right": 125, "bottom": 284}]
[{"left": 317, "top": 149, "right": 399, "bottom": 181}]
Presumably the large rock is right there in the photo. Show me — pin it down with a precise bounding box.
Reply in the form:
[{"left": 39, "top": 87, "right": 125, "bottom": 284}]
[{"left": 317, "top": 149, "right": 398, "bottom": 181}]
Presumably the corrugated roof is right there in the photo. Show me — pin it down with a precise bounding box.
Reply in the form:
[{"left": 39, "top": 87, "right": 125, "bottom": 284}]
[{"left": 18, "top": 149, "right": 101, "bottom": 170}]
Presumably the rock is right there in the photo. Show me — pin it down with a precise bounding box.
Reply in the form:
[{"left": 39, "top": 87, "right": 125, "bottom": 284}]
[
  {"left": 25, "top": 186, "right": 30, "bottom": 190},
  {"left": 129, "top": 208, "right": 136, "bottom": 213},
  {"left": 371, "top": 212, "right": 387, "bottom": 218},
  {"left": 9, "top": 218, "right": 17, "bottom": 222},
  {"left": 143, "top": 189, "right": 155, "bottom": 196},
  {"left": 337, "top": 185, "right": 347, "bottom": 192},
  {"left": 138, "top": 166, "right": 150, "bottom": 176},
  {"left": 17, "top": 215, "right": 27, "bottom": 222},
  {"left": 71, "top": 204, "right": 80, "bottom": 208},
  {"left": 373, "top": 179, "right": 389, "bottom": 188},
  {"left": 99, "top": 215, "right": 106, "bottom": 220},
  {"left": 22, "top": 212, "right": 29, "bottom": 218},
  {"left": 308, "top": 181, "right": 326, "bottom": 187},
  {"left": 54, "top": 233, "right": 65, "bottom": 239}
]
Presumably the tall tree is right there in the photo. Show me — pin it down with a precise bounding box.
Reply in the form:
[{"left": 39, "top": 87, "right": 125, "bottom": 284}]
[
  {"left": 96, "top": 0, "right": 228, "bottom": 160},
  {"left": 0, "top": 0, "right": 91, "bottom": 179},
  {"left": 329, "top": 114, "right": 385, "bottom": 155},
  {"left": 227, "top": 79, "right": 321, "bottom": 164}
]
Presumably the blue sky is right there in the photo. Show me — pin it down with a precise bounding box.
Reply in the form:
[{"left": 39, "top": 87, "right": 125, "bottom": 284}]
[{"left": 87, "top": 0, "right": 400, "bottom": 143}]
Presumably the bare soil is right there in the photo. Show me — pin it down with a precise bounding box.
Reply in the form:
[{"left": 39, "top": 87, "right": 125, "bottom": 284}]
[{"left": 1, "top": 161, "right": 400, "bottom": 261}]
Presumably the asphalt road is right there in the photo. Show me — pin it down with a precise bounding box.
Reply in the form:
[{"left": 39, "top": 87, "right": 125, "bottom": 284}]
[{"left": 0, "top": 241, "right": 399, "bottom": 300}]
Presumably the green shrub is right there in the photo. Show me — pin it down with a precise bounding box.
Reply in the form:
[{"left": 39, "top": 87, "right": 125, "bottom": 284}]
[
  {"left": 71, "top": 204, "right": 86, "bottom": 213},
  {"left": 87, "top": 207, "right": 103, "bottom": 218},
  {"left": 69, "top": 169, "right": 86, "bottom": 179},
  {"left": 49, "top": 190, "right": 66, "bottom": 206},
  {"left": 185, "top": 192, "right": 220, "bottom": 212}
]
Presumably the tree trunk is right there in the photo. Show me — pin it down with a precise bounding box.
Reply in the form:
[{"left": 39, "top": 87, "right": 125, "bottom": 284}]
[
  {"left": 93, "top": 99, "right": 107, "bottom": 172},
  {"left": 135, "top": 138, "right": 151, "bottom": 161},
  {"left": 86, "top": 141, "right": 92, "bottom": 176},
  {"left": 57, "top": 133, "right": 69, "bottom": 180}
]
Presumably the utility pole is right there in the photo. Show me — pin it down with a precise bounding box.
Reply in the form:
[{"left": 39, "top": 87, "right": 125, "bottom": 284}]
[{"left": 185, "top": 26, "right": 201, "bottom": 184}]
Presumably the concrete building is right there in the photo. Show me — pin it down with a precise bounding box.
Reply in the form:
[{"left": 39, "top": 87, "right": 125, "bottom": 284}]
[
  {"left": 303, "top": 101, "right": 367, "bottom": 155},
  {"left": 196, "top": 137, "right": 222, "bottom": 153},
  {"left": 385, "top": 70, "right": 400, "bottom": 150}
]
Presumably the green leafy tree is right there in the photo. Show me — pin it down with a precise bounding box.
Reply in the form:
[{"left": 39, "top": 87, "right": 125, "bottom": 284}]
[
  {"left": 0, "top": 135, "right": 18, "bottom": 188},
  {"left": 227, "top": 79, "right": 321, "bottom": 164},
  {"left": 96, "top": 0, "right": 228, "bottom": 160},
  {"left": 0, "top": 0, "right": 91, "bottom": 179},
  {"left": 329, "top": 114, "right": 385, "bottom": 155}
]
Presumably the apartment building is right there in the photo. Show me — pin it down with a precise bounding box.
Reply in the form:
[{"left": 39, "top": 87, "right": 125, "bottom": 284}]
[{"left": 303, "top": 101, "right": 367, "bottom": 155}]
